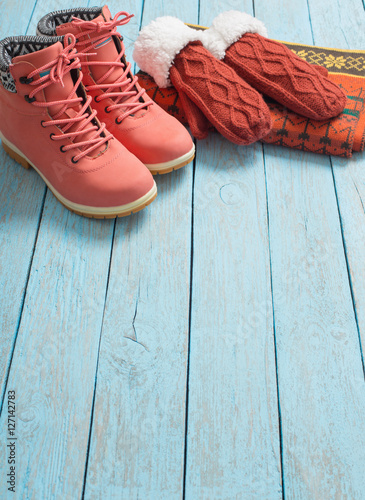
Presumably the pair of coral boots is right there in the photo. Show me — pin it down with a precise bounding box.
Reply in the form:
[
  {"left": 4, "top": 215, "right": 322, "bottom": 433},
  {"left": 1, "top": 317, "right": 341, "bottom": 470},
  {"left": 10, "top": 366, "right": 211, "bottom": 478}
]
[{"left": 0, "top": 6, "right": 195, "bottom": 218}]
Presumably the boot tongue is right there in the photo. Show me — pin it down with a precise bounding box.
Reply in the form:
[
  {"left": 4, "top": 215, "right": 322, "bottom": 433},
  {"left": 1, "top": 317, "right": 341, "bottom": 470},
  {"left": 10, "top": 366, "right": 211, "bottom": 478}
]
[
  {"left": 56, "top": 7, "right": 147, "bottom": 118},
  {"left": 57, "top": 7, "right": 132, "bottom": 88},
  {"left": 85, "top": 7, "right": 126, "bottom": 84},
  {"left": 55, "top": 6, "right": 110, "bottom": 37}
]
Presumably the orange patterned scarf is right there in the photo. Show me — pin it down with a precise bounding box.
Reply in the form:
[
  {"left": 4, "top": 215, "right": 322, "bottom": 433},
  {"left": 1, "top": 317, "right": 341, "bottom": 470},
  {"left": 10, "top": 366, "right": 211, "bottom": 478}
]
[{"left": 137, "top": 39, "right": 365, "bottom": 157}]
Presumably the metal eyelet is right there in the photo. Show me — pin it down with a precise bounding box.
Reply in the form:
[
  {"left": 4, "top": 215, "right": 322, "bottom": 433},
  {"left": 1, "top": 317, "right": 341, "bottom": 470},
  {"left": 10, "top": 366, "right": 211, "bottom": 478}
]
[
  {"left": 105, "top": 106, "right": 111, "bottom": 113},
  {"left": 115, "top": 117, "right": 122, "bottom": 125},
  {"left": 24, "top": 95, "right": 36, "bottom": 103},
  {"left": 19, "top": 76, "right": 33, "bottom": 84},
  {"left": 71, "top": 156, "right": 79, "bottom": 164},
  {"left": 50, "top": 133, "right": 55, "bottom": 140},
  {"left": 60, "top": 145, "right": 67, "bottom": 153},
  {"left": 94, "top": 96, "right": 101, "bottom": 103},
  {"left": 41, "top": 120, "right": 46, "bottom": 128}
]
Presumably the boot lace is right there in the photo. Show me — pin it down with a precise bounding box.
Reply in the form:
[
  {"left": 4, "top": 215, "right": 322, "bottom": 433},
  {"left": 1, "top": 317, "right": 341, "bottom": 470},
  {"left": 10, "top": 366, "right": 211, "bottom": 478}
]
[
  {"left": 25, "top": 34, "right": 112, "bottom": 162},
  {"left": 71, "top": 11, "right": 153, "bottom": 123}
]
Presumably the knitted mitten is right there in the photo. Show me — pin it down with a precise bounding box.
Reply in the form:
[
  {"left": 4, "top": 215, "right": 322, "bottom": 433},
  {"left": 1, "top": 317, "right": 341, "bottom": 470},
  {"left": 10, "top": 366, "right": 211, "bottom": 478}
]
[
  {"left": 133, "top": 17, "right": 272, "bottom": 145},
  {"left": 312, "top": 65, "right": 329, "bottom": 77},
  {"left": 170, "top": 41, "right": 272, "bottom": 144},
  {"left": 201, "top": 11, "right": 347, "bottom": 120},
  {"left": 177, "top": 88, "right": 212, "bottom": 140}
]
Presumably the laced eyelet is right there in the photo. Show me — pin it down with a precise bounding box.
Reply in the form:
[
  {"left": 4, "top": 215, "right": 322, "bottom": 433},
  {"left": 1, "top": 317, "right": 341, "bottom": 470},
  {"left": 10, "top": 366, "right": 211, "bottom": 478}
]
[
  {"left": 50, "top": 133, "right": 55, "bottom": 140},
  {"left": 60, "top": 145, "right": 67, "bottom": 153},
  {"left": 19, "top": 76, "right": 33, "bottom": 84},
  {"left": 115, "top": 117, "right": 122, "bottom": 125},
  {"left": 105, "top": 106, "right": 111, "bottom": 113},
  {"left": 40, "top": 120, "right": 46, "bottom": 128},
  {"left": 24, "top": 95, "right": 36, "bottom": 103},
  {"left": 71, "top": 156, "right": 79, "bottom": 164},
  {"left": 94, "top": 96, "right": 101, "bottom": 103}
]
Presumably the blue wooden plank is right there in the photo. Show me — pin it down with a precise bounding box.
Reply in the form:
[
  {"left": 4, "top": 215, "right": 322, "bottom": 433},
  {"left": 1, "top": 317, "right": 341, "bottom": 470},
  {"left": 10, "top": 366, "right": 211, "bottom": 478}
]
[
  {"left": 185, "top": 137, "right": 282, "bottom": 499},
  {"left": 308, "top": 0, "right": 365, "bottom": 358},
  {"left": 0, "top": 202, "right": 114, "bottom": 499},
  {"left": 82, "top": 1, "right": 197, "bottom": 498},
  {"left": 254, "top": 0, "right": 365, "bottom": 496},
  {"left": 308, "top": 0, "right": 364, "bottom": 49},
  {"left": 184, "top": 1, "right": 282, "bottom": 498},
  {"left": 84, "top": 176, "right": 194, "bottom": 500}
]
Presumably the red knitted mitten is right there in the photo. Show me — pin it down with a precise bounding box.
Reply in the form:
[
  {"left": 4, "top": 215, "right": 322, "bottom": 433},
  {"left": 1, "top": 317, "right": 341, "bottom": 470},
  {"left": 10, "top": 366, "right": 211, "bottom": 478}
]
[
  {"left": 177, "top": 88, "right": 212, "bottom": 140},
  {"left": 170, "top": 41, "right": 272, "bottom": 145},
  {"left": 177, "top": 61, "right": 327, "bottom": 138},
  {"left": 133, "top": 17, "right": 272, "bottom": 144},
  {"left": 148, "top": 60, "right": 326, "bottom": 140},
  {"left": 311, "top": 65, "right": 329, "bottom": 77},
  {"left": 202, "top": 11, "right": 346, "bottom": 120}
]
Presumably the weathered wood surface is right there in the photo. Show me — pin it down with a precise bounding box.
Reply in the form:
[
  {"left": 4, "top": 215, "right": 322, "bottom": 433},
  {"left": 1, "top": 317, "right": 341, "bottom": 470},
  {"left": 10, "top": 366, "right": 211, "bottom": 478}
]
[
  {"left": 0, "top": 0, "right": 364, "bottom": 498},
  {"left": 256, "top": 0, "right": 365, "bottom": 497},
  {"left": 308, "top": 0, "right": 365, "bottom": 384},
  {"left": 184, "top": 136, "right": 282, "bottom": 499}
]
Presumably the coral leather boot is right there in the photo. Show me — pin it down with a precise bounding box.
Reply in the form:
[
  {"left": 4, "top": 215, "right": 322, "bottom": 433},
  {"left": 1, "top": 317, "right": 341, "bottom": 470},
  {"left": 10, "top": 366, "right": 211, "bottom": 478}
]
[
  {"left": 0, "top": 34, "right": 157, "bottom": 218},
  {"left": 37, "top": 6, "right": 195, "bottom": 175}
]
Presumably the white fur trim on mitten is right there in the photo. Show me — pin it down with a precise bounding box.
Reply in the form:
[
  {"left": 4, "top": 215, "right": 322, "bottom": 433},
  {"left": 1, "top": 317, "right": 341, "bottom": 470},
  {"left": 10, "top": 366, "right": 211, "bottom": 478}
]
[
  {"left": 133, "top": 16, "right": 201, "bottom": 88},
  {"left": 201, "top": 11, "right": 267, "bottom": 60}
]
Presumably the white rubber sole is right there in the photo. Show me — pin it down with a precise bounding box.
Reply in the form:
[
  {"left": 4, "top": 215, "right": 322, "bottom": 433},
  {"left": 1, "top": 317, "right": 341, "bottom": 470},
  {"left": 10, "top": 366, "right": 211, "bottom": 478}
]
[
  {"left": 145, "top": 144, "right": 195, "bottom": 175},
  {"left": 0, "top": 132, "right": 157, "bottom": 219}
]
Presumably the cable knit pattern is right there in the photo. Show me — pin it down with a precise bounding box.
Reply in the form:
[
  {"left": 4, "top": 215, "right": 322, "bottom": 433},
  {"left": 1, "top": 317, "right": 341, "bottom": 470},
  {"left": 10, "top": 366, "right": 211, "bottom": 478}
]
[
  {"left": 181, "top": 62, "right": 328, "bottom": 139},
  {"left": 224, "top": 33, "right": 347, "bottom": 120},
  {"left": 171, "top": 41, "right": 272, "bottom": 145}
]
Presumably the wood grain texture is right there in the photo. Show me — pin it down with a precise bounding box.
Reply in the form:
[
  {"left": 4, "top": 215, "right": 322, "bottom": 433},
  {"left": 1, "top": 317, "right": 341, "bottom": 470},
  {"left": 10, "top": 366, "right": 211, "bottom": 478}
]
[
  {"left": 264, "top": 147, "right": 365, "bottom": 498},
  {"left": 184, "top": 134, "right": 282, "bottom": 499},
  {"left": 0, "top": 1, "right": 116, "bottom": 499},
  {"left": 255, "top": 0, "right": 365, "bottom": 497},
  {"left": 83, "top": 1, "right": 197, "bottom": 498},
  {"left": 0, "top": 198, "right": 114, "bottom": 499},
  {"left": 0, "top": 155, "right": 44, "bottom": 400},
  {"left": 308, "top": 0, "right": 364, "bottom": 49},
  {"left": 89, "top": 0, "right": 144, "bottom": 62},
  {"left": 330, "top": 154, "right": 365, "bottom": 366},
  {"left": 257, "top": 0, "right": 313, "bottom": 42},
  {"left": 83, "top": 171, "right": 193, "bottom": 500},
  {"left": 308, "top": 0, "right": 365, "bottom": 377},
  {"left": 0, "top": 0, "right": 41, "bottom": 404}
]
